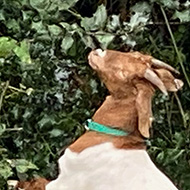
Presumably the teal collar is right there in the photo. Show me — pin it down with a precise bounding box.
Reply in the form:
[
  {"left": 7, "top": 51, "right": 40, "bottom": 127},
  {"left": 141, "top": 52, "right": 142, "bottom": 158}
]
[{"left": 85, "top": 119, "right": 129, "bottom": 136}]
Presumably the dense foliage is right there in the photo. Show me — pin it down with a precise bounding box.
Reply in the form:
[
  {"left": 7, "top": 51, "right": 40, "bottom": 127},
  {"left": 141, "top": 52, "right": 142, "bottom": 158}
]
[{"left": 0, "top": 0, "right": 190, "bottom": 189}]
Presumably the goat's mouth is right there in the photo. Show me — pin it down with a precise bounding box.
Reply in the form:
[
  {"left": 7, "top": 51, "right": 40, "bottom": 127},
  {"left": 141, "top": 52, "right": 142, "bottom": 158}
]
[{"left": 89, "top": 60, "right": 99, "bottom": 70}]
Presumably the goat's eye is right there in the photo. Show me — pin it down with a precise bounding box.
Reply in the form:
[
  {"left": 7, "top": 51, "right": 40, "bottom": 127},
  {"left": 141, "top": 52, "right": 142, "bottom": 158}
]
[{"left": 95, "top": 49, "right": 106, "bottom": 58}]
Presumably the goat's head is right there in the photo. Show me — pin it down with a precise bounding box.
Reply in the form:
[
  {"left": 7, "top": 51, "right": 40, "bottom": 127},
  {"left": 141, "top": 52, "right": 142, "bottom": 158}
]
[
  {"left": 88, "top": 49, "right": 183, "bottom": 96},
  {"left": 88, "top": 49, "right": 183, "bottom": 138}
]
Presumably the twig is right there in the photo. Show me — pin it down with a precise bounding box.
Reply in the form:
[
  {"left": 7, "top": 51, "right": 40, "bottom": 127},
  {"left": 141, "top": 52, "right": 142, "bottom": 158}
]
[
  {"left": 160, "top": 6, "right": 190, "bottom": 88},
  {"left": 0, "top": 81, "right": 9, "bottom": 112},
  {"left": 174, "top": 92, "right": 187, "bottom": 128},
  {"left": 8, "top": 85, "right": 26, "bottom": 93},
  {"left": 36, "top": 127, "right": 55, "bottom": 157},
  {"left": 5, "top": 128, "right": 23, "bottom": 131},
  {"left": 165, "top": 96, "right": 174, "bottom": 137},
  {"left": 147, "top": 21, "right": 190, "bottom": 25},
  {"left": 67, "top": 9, "right": 83, "bottom": 19},
  {"left": 159, "top": 130, "right": 172, "bottom": 144},
  {"left": 149, "top": 35, "right": 162, "bottom": 54}
]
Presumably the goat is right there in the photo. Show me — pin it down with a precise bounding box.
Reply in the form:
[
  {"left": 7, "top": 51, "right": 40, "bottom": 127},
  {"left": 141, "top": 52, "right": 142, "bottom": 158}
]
[
  {"left": 8, "top": 178, "right": 49, "bottom": 190},
  {"left": 46, "top": 49, "right": 183, "bottom": 190}
]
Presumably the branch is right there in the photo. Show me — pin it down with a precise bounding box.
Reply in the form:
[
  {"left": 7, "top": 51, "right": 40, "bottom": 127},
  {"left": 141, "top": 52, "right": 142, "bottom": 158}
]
[
  {"left": 0, "top": 81, "right": 9, "bottom": 112},
  {"left": 160, "top": 6, "right": 190, "bottom": 88}
]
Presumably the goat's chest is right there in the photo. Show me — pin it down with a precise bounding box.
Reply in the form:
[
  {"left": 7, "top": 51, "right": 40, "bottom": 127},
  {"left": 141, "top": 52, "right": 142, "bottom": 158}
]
[{"left": 46, "top": 143, "right": 178, "bottom": 190}]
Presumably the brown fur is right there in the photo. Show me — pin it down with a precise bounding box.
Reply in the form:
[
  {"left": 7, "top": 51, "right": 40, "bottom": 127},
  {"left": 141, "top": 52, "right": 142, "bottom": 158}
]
[
  {"left": 16, "top": 178, "right": 49, "bottom": 190},
  {"left": 70, "top": 49, "right": 183, "bottom": 153}
]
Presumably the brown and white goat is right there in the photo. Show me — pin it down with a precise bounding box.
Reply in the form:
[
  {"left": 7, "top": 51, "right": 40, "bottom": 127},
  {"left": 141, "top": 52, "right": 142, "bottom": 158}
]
[{"left": 46, "top": 49, "right": 183, "bottom": 190}]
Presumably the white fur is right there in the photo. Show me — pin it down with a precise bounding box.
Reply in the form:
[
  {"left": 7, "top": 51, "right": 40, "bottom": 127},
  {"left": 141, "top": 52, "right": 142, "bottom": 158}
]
[
  {"left": 96, "top": 49, "right": 106, "bottom": 57},
  {"left": 46, "top": 143, "right": 178, "bottom": 190}
]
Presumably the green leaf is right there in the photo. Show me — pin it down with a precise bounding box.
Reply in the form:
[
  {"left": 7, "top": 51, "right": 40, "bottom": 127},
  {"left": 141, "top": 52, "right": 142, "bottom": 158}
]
[
  {"left": 22, "top": 10, "right": 35, "bottom": 21},
  {"left": 59, "top": 0, "right": 79, "bottom": 10},
  {"left": 89, "top": 79, "right": 98, "bottom": 94},
  {"left": 173, "top": 10, "right": 190, "bottom": 22},
  {"left": 95, "top": 32, "right": 115, "bottom": 49},
  {"left": 107, "top": 15, "right": 120, "bottom": 32},
  {"left": 153, "top": 0, "right": 180, "bottom": 9},
  {"left": 0, "top": 123, "right": 6, "bottom": 136},
  {"left": 0, "top": 160, "right": 13, "bottom": 179},
  {"left": 0, "top": 37, "right": 17, "bottom": 57},
  {"left": 0, "top": 38, "right": 31, "bottom": 63},
  {"left": 6, "top": 19, "right": 20, "bottom": 33},
  {"left": 59, "top": 22, "right": 72, "bottom": 31},
  {"left": 14, "top": 159, "right": 38, "bottom": 173},
  {"left": 184, "top": 0, "right": 190, "bottom": 7},
  {"left": 156, "top": 151, "right": 165, "bottom": 163},
  {"left": 0, "top": 10, "right": 5, "bottom": 21},
  {"left": 128, "top": 12, "right": 149, "bottom": 31},
  {"left": 61, "top": 36, "right": 74, "bottom": 53},
  {"left": 13, "top": 41, "right": 32, "bottom": 64},
  {"left": 49, "top": 129, "right": 63, "bottom": 137},
  {"left": 162, "top": 0, "right": 180, "bottom": 9},
  {"left": 81, "top": 5, "right": 107, "bottom": 31},
  {"left": 120, "top": 35, "right": 136, "bottom": 47},
  {"left": 131, "top": 1, "right": 151, "bottom": 13},
  {"left": 29, "top": 0, "right": 50, "bottom": 10},
  {"left": 38, "top": 115, "right": 56, "bottom": 129},
  {"left": 48, "top": 25, "right": 62, "bottom": 36},
  {"left": 32, "top": 21, "right": 46, "bottom": 33},
  {"left": 81, "top": 35, "right": 95, "bottom": 48}
]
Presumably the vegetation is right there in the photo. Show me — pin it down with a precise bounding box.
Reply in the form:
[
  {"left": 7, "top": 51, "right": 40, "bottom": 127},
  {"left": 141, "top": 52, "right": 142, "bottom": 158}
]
[{"left": 0, "top": 0, "right": 190, "bottom": 189}]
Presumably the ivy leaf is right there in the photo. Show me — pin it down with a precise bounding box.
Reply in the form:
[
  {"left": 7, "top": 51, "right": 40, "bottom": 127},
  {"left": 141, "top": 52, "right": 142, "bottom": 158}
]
[
  {"left": 38, "top": 115, "right": 56, "bottom": 130},
  {"left": 61, "top": 36, "right": 74, "bottom": 53},
  {"left": 81, "top": 35, "right": 95, "bottom": 48},
  {"left": 0, "top": 38, "right": 31, "bottom": 63},
  {"left": 131, "top": 1, "right": 151, "bottom": 13},
  {"left": 184, "top": 0, "right": 190, "bottom": 7},
  {"left": 14, "top": 159, "right": 38, "bottom": 173},
  {"left": 107, "top": 15, "right": 120, "bottom": 32},
  {"left": 29, "top": 0, "right": 49, "bottom": 10},
  {"left": 81, "top": 5, "right": 107, "bottom": 31},
  {"left": 13, "top": 41, "right": 32, "bottom": 64},
  {"left": 59, "top": 0, "right": 80, "bottom": 10},
  {"left": 48, "top": 25, "right": 62, "bottom": 36},
  {"left": 128, "top": 12, "right": 149, "bottom": 31},
  {"left": 0, "top": 10, "right": 5, "bottom": 21},
  {"left": 120, "top": 35, "right": 136, "bottom": 47},
  {"left": 0, "top": 37, "right": 17, "bottom": 57},
  {"left": 6, "top": 19, "right": 20, "bottom": 33},
  {"left": 49, "top": 129, "right": 63, "bottom": 137},
  {"left": 173, "top": 10, "right": 190, "bottom": 22},
  {"left": 95, "top": 32, "right": 115, "bottom": 49},
  {"left": 0, "top": 124, "right": 6, "bottom": 136},
  {"left": 151, "top": 0, "right": 179, "bottom": 9},
  {"left": 0, "top": 160, "right": 13, "bottom": 179},
  {"left": 128, "top": 2, "right": 151, "bottom": 31}
]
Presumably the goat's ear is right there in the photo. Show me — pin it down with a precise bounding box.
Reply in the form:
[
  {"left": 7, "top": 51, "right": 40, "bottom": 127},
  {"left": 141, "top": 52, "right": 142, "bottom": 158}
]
[
  {"left": 144, "top": 68, "right": 183, "bottom": 95},
  {"left": 143, "top": 57, "right": 183, "bottom": 94},
  {"left": 154, "top": 69, "right": 183, "bottom": 92},
  {"left": 135, "top": 82, "right": 154, "bottom": 138}
]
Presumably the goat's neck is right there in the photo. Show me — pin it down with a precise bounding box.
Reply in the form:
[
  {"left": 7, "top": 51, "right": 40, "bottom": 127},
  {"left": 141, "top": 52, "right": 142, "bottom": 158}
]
[
  {"left": 92, "top": 95, "right": 138, "bottom": 133},
  {"left": 69, "top": 95, "right": 147, "bottom": 153}
]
